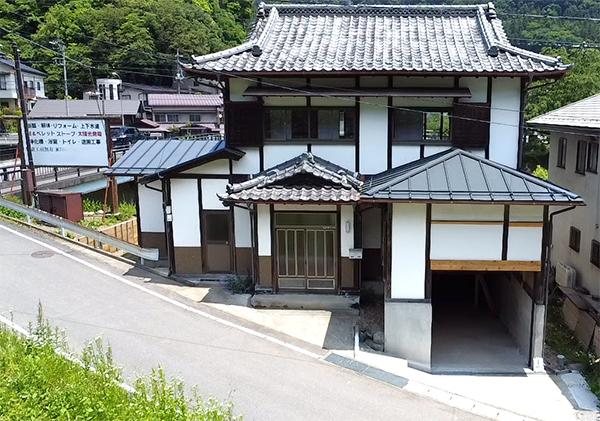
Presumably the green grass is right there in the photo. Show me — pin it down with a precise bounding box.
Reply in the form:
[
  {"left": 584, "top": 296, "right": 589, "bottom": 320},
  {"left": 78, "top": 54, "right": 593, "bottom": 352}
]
[
  {"left": 0, "top": 307, "right": 241, "bottom": 420},
  {"left": 546, "top": 295, "right": 600, "bottom": 397},
  {"left": 0, "top": 195, "right": 26, "bottom": 220},
  {"left": 80, "top": 200, "right": 137, "bottom": 230}
]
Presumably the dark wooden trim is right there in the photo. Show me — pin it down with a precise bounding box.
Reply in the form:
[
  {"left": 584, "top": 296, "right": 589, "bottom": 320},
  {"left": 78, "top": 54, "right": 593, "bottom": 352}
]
[
  {"left": 425, "top": 204, "right": 432, "bottom": 300},
  {"left": 230, "top": 205, "right": 237, "bottom": 272},
  {"left": 384, "top": 203, "right": 393, "bottom": 297},
  {"left": 259, "top": 145, "right": 264, "bottom": 171},
  {"left": 134, "top": 177, "right": 143, "bottom": 249},
  {"left": 420, "top": 144, "right": 425, "bottom": 159},
  {"left": 269, "top": 204, "right": 277, "bottom": 291},
  {"left": 385, "top": 298, "right": 432, "bottom": 304},
  {"left": 223, "top": 76, "right": 230, "bottom": 102},
  {"left": 502, "top": 205, "right": 510, "bottom": 260},
  {"left": 454, "top": 76, "right": 460, "bottom": 89},
  {"left": 536, "top": 205, "right": 550, "bottom": 304},
  {"left": 251, "top": 205, "right": 260, "bottom": 288},
  {"left": 306, "top": 78, "right": 311, "bottom": 107},
  {"left": 164, "top": 178, "right": 176, "bottom": 275},
  {"left": 307, "top": 143, "right": 312, "bottom": 153},
  {"left": 517, "top": 77, "right": 527, "bottom": 171},
  {"left": 355, "top": 92, "right": 360, "bottom": 172},
  {"left": 198, "top": 178, "right": 207, "bottom": 273},
  {"left": 354, "top": 205, "right": 362, "bottom": 291},
  {"left": 171, "top": 174, "right": 232, "bottom": 180},
  {"left": 387, "top": 96, "right": 393, "bottom": 170},
  {"left": 485, "top": 79, "right": 491, "bottom": 158},
  {"left": 487, "top": 77, "right": 493, "bottom": 103},
  {"left": 337, "top": 205, "right": 342, "bottom": 293}
]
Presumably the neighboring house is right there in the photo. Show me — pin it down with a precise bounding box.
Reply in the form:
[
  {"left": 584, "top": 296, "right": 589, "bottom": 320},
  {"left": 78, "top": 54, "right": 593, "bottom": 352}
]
[
  {"left": 147, "top": 93, "right": 222, "bottom": 135},
  {"left": 0, "top": 52, "right": 46, "bottom": 111},
  {"left": 29, "top": 99, "right": 144, "bottom": 126},
  {"left": 528, "top": 94, "right": 600, "bottom": 297},
  {"left": 108, "top": 3, "right": 584, "bottom": 373}
]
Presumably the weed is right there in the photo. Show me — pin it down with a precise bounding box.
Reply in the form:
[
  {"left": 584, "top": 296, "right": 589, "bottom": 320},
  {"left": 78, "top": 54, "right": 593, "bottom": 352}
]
[
  {"left": 227, "top": 274, "right": 254, "bottom": 295},
  {"left": 0, "top": 195, "right": 26, "bottom": 220}
]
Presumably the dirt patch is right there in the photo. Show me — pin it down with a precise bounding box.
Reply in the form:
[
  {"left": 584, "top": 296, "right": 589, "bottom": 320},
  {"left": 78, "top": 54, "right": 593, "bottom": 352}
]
[{"left": 359, "top": 291, "right": 384, "bottom": 335}]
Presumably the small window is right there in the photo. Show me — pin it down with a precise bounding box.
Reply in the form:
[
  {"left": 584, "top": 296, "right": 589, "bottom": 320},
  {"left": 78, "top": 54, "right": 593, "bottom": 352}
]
[
  {"left": 155, "top": 114, "right": 167, "bottom": 123},
  {"left": 36, "top": 81, "right": 40, "bottom": 91},
  {"left": 576, "top": 140, "right": 587, "bottom": 174},
  {"left": 189, "top": 114, "right": 203, "bottom": 122},
  {"left": 205, "top": 212, "right": 230, "bottom": 243},
  {"left": 591, "top": 240, "right": 600, "bottom": 268},
  {"left": 109, "top": 84, "right": 114, "bottom": 100},
  {"left": 264, "top": 108, "right": 355, "bottom": 141},
  {"left": 587, "top": 142, "right": 598, "bottom": 173},
  {"left": 569, "top": 226, "right": 581, "bottom": 253},
  {"left": 557, "top": 137, "right": 567, "bottom": 168},
  {"left": 393, "top": 109, "right": 451, "bottom": 144},
  {"left": 167, "top": 114, "right": 179, "bottom": 123},
  {"left": 0, "top": 75, "right": 7, "bottom": 90}
]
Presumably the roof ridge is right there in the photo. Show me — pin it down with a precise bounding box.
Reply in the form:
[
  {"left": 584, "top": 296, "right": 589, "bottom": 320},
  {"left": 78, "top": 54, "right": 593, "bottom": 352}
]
[{"left": 264, "top": 3, "right": 491, "bottom": 13}]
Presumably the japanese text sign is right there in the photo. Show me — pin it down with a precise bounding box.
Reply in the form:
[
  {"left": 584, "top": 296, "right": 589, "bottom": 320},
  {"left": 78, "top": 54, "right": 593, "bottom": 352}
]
[{"left": 26, "top": 119, "right": 109, "bottom": 167}]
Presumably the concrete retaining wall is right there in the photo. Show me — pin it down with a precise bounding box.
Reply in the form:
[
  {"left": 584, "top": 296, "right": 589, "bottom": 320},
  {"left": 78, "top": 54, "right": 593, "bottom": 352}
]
[
  {"left": 495, "top": 274, "right": 533, "bottom": 360},
  {"left": 385, "top": 300, "right": 432, "bottom": 372}
]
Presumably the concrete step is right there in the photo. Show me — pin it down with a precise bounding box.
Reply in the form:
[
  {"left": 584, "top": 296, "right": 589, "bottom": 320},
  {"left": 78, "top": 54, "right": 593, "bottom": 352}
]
[{"left": 251, "top": 293, "right": 359, "bottom": 311}]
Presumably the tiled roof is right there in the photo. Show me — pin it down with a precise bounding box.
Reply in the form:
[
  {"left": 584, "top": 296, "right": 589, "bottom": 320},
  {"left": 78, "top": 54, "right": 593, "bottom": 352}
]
[
  {"left": 528, "top": 93, "right": 600, "bottom": 131},
  {"left": 106, "top": 138, "right": 242, "bottom": 177},
  {"left": 0, "top": 55, "right": 46, "bottom": 76},
  {"left": 220, "top": 152, "right": 362, "bottom": 203},
  {"left": 147, "top": 94, "right": 223, "bottom": 107},
  {"left": 362, "top": 148, "right": 584, "bottom": 204},
  {"left": 187, "top": 3, "right": 570, "bottom": 76},
  {"left": 29, "top": 99, "right": 142, "bottom": 117}
]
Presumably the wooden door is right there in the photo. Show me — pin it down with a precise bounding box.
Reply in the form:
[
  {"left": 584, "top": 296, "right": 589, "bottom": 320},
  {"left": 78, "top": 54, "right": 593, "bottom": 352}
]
[{"left": 204, "top": 210, "right": 232, "bottom": 272}]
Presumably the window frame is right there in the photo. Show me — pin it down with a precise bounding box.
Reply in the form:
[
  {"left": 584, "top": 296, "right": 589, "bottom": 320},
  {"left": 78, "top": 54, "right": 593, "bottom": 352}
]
[
  {"left": 586, "top": 141, "right": 598, "bottom": 173},
  {"left": 591, "top": 240, "right": 600, "bottom": 268},
  {"left": 167, "top": 114, "right": 179, "bottom": 123},
  {"left": 189, "top": 114, "right": 203, "bottom": 122},
  {"left": 392, "top": 108, "right": 452, "bottom": 145},
  {"left": 575, "top": 140, "right": 587, "bottom": 175},
  {"left": 263, "top": 107, "right": 356, "bottom": 142},
  {"left": 204, "top": 211, "right": 231, "bottom": 244},
  {"left": 155, "top": 114, "right": 167, "bottom": 123},
  {"left": 557, "top": 137, "right": 567, "bottom": 168},
  {"left": 569, "top": 226, "right": 581, "bottom": 253}
]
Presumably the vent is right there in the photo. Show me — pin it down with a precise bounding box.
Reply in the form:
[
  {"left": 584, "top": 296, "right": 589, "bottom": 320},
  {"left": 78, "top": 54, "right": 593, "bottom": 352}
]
[{"left": 556, "top": 262, "right": 576, "bottom": 288}]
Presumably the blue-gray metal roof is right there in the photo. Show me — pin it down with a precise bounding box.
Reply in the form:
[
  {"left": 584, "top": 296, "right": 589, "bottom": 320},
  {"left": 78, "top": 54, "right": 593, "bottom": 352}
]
[
  {"left": 106, "top": 138, "right": 237, "bottom": 176},
  {"left": 362, "top": 148, "right": 584, "bottom": 204},
  {"left": 0, "top": 55, "right": 46, "bottom": 76}
]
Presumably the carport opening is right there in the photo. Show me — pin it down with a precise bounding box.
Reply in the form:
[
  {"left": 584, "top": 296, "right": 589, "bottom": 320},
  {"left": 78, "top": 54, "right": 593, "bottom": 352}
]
[{"left": 431, "top": 271, "right": 529, "bottom": 374}]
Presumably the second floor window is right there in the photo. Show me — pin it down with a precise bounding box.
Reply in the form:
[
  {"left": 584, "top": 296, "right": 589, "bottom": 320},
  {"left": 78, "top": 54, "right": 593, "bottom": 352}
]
[
  {"left": 155, "top": 114, "right": 179, "bottom": 123},
  {"left": 576, "top": 140, "right": 587, "bottom": 175},
  {"left": 569, "top": 226, "right": 581, "bottom": 253},
  {"left": 557, "top": 137, "right": 567, "bottom": 168},
  {"left": 264, "top": 108, "right": 355, "bottom": 141},
  {"left": 36, "top": 81, "right": 41, "bottom": 91},
  {"left": 0, "top": 75, "right": 6, "bottom": 90},
  {"left": 393, "top": 109, "right": 451, "bottom": 144},
  {"left": 587, "top": 142, "right": 598, "bottom": 173},
  {"left": 189, "top": 114, "right": 203, "bottom": 122}
]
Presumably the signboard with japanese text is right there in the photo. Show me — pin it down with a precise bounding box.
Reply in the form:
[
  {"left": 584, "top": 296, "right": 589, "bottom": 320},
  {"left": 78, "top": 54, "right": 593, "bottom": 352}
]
[{"left": 26, "top": 118, "right": 109, "bottom": 167}]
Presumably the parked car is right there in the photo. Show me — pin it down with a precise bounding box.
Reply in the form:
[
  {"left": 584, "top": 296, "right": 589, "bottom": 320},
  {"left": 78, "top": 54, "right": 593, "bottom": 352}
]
[{"left": 110, "top": 126, "right": 146, "bottom": 148}]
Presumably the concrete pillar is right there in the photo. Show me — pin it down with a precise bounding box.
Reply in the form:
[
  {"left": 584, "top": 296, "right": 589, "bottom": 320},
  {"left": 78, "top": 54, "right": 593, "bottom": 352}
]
[{"left": 531, "top": 303, "right": 546, "bottom": 372}]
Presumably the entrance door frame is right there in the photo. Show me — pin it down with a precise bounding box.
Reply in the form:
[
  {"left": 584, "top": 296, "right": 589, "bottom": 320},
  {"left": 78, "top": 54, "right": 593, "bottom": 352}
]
[
  {"left": 202, "top": 208, "right": 234, "bottom": 273},
  {"left": 272, "top": 209, "right": 339, "bottom": 293}
]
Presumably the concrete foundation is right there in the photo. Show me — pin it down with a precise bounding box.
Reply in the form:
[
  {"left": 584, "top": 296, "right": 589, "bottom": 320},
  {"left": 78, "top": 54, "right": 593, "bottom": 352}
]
[
  {"left": 384, "top": 299, "right": 432, "bottom": 372},
  {"left": 531, "top": 303, "right": 545, "bottom": 371}
]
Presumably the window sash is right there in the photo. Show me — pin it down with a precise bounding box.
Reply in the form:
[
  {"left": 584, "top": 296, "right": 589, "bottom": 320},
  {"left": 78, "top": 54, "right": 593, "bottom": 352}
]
[
  {"left": 591, "top": 240, "right": 600, "bottom": 268},
  {"left": 189, "top": 114, "right": 203, "bottom": 122},
  {"left": 569, "top": 226, "right": 581, "bottom": 253},
  {"left": 557, "top": 137, "right": 567, "bottom": 168},
  {"left": 392, "top": 109, "right": 451, "bottom": 144},
  {"left": 0, "top": 75, "right": 7, "bottom": 90},
  {"left": 586, "top": 142, "right": 598, "bottom": 173},
  {"left": 576, "top": 140, "right": 587, "bottom": 174},
  {"left": 264, "top": 108, "right": 355, "bottom": 141}
]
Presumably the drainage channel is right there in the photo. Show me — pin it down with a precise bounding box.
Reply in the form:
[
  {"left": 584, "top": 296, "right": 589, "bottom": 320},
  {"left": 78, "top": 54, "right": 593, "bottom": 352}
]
[{"left": 324, "top": 353, "right": 409, "bottom": 389}]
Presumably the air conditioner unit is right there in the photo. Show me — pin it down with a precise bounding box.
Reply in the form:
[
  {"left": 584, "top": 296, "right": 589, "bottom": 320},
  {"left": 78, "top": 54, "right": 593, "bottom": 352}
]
[{"left": 556, "top": 262, "right": 577, "bottom": 288}]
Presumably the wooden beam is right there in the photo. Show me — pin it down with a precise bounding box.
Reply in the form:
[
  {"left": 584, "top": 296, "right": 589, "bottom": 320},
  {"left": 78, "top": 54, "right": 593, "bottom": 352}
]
[{"left": 431, "top": 260, "right": 541, "bottom": 272}]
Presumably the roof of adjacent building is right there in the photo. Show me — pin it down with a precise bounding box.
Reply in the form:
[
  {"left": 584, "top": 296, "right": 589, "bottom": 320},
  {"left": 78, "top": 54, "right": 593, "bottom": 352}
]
[
  {"left": 147, "top": 94, "right": 223, "bottom": 107},
  {"left": 362, "top": 148, "right": 584, "bottom": 204},
  {"left": 527, "top": 93, "right": 600, "bottom": 132},
  {"left": 0, "top": 54, "right": 46, "bottom": 76},
  {"left": 106, "top": 138, "right": 243, "bottom": 178},
  {"left": 29, "top": 99, "right": 143, "bottom": 118},
  {"left": 220, "top": 152, "right": 363, "bottom": 203},
  {"left": 187, "top": 2, "right": 570, "bottom": 77}
]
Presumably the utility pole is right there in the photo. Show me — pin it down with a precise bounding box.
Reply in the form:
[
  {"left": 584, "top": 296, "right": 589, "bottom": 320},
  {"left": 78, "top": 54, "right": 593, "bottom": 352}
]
[
  {"left": 175, "top": 49, "right": 183, "bottom": 94},
  {"left": 52, "top": 39, "right": 69, "bottom": 115},
  {"left": 12, "top": 42, "right": 37, "bottom": 205}
]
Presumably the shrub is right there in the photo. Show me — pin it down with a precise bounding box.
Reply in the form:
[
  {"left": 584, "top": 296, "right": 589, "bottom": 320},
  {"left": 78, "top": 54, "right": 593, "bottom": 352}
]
[
  {"left": 0, "top": 195, "right": 26, "bottom": 220},
  {"left": 227, "top": 275, "right": 254, "bottom": 295}
]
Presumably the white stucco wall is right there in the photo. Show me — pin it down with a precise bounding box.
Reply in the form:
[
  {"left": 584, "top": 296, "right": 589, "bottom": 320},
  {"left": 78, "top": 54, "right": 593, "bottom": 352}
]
[
  {"left": 263, "top": 144, "right": 307, "bottom": 169},
  {"left": 359, "top": 97, "right": 388, "bottom": 174},
  {"left": 232, "top": 147, "right": 261, "bottom": 174},
  {"left": 229, "top": 78, "right": 255, "bottom": 102},
  {"left": 311, "top": 144, "right": 356, "bottom": 171},
  {"left": 391, "top": 203, "right": 427, "bottom": 299},
  {"left": 181, "top": 159, "right": 229, "bottom": 175},
  {"left": 459, "top": 77, "right": 488, "bottom": 103},
  {"left": 257, "top": 204, "right": 271, "bottom": 256},
  {"left": 201, "top": 178, "right": 228, "bottom": 210},
  {"left": 234, "top": 206, "right": 252, "bottom": 248},
  {"left": 507, "top": 226, "right": 543, "bottom": 261},
  {"left": 340, "top": 205, "right": 354, "bottom": 258},
  {"left": 489, "top": 77, "right": 521, "bottom": 168},
  {"left": 138, "top": 181, "right": 164, "bottom": 233},
  {"left": 392, "top": 145, "right": 420, "bottom": 167},
  {"left": 170, "top": 179, "right": 201, "bottom": 247}
]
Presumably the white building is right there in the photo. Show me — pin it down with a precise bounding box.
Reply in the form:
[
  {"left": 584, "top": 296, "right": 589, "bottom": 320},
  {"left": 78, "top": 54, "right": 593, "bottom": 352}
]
[
  {"left": 107, "top": 3, "right": 584, "bottom": 373},
  {"left": 0, "top": 52, "right": 46, "bottom": 111},
  {"left": 528, "top": 94, "right": 600, "bottom": 297}
]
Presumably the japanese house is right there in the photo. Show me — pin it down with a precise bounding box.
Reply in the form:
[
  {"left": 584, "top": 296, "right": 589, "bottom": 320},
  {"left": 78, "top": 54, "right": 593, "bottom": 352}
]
[{"left": 107, "top": 3, "right": 584, "bottom": 372}]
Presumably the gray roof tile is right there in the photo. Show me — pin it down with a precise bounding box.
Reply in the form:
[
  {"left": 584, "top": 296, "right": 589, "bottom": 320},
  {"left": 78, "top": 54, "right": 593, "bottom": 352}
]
[
  {"left": 528, "top": 93, "right": 600, "bottom": 131},
  {"left": 362, "top": 148, "right": 584, "bottom": 204},
  {"left": 187, "top": 3, "right": 570, "bottom": 76}
]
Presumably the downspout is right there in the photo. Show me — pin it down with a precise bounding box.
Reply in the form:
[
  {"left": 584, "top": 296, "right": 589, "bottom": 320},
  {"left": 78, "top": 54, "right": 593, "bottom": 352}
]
[
  {"left": 520, "top": 73, "right": 568, "bottom": 171},
  {"left": 541, "top": 205, "right": 578, "bottom": 364}
]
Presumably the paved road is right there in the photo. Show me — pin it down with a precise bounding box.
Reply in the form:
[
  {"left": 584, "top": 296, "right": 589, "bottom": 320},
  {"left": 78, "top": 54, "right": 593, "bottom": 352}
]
[{"left": 0, "top": 221, "right": 487, "bottom": 421}]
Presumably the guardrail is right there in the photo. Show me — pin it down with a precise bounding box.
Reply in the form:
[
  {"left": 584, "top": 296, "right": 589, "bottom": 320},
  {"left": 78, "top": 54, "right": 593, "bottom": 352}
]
[
  {"left": 0, "top": 133, "right": 19, "bottom": 146},
  {"left": 0, "top": 196, "right": 159, "bottom": 261}
]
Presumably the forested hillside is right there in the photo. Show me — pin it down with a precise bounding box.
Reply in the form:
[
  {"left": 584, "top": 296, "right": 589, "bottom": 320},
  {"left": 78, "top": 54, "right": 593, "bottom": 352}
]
[{"left": 2, "top": 0, "right": 600, "bottom": 169}]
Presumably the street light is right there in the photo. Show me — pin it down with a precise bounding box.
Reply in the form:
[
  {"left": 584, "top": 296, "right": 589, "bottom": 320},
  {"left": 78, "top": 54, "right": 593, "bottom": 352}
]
[{"left": 111, "top": 72, "right": 124, "bottom": 126}]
